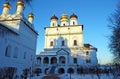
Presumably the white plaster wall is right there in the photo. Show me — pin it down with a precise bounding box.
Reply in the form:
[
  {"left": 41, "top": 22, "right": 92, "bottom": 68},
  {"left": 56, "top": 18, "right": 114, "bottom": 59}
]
[
  {"left": 0, "top": 19, "right": 37, "bottom": 77},
  {"left": 44, "top": 25, "right": 83, "bottom": 49}
]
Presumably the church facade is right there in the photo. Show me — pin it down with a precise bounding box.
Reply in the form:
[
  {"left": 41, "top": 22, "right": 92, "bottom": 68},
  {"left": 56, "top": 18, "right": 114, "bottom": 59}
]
[
  {"left": 0, "top": 0, "right": 38, "bottom": 77},
  {"left": 35, "top": 13, "right": 98, "bottom": 74}
]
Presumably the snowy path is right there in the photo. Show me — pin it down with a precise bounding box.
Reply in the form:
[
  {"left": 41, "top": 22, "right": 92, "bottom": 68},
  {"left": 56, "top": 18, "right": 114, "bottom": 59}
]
[
  {"left": 60, "top": 74, "right": 114, "bottom": 79},
  {"left": 28, "top": 74, "right": 114, "bottom": 79}
]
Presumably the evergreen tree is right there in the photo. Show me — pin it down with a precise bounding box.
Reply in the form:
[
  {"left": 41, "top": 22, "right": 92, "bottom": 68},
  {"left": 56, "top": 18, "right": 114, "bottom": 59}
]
[{"left": 109, "top": 1, "right": 120, "bottom": 64}]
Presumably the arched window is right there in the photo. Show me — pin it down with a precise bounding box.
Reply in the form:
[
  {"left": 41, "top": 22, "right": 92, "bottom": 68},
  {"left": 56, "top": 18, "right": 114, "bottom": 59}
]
[
  {"left": 74, "top": 40, "right": 77, "bottom": 46},
  {"left": 86, "top": 51, "right": 89, "bottom": 55},
  {"left": 62, "top": 40, "right": 65, "bottom": 46},
  {"left": 59, "top": 56, "right": 66, "bottom": 64},
  {"left": 86, "top": 59, "right": 91, "bottom": 63},
  {"left": 37, "top": 57, "right": 41, "bottom": 64},
  {"left": 13, "top": 47, "right": 18, "bottom": 58},
  {"left": 51, "top": 57, "right": 57, "bottom": 64},
  {"left": 53, "top": 23, "right": 55, "bottom": 26},
  {"left": 31, "top": 55, "right": 33, "bottom": 61},
  {"left": 5, "top": 45, "right": 11, "bottom": 57},
  {"left": 73, "top": 21, "right": 75, "bottom": 25},
  {"left": 73, "top": 58, "right": 77, "bottom": 64},
  {"left": 24, "top": 52, "right": 26, "bottom": 59},
  {"left": 50, "top": 41, "right": 53, "bottom": 46},
  {"left": 43, "top": 57, "right": 49, "bottom": 64},
  {"left": 63, "top": 23, "right": 65, "bottom": 26}
]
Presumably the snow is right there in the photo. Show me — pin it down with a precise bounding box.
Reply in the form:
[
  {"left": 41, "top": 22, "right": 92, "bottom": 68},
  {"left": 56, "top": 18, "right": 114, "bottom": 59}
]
[{"left": 28, "top": 73, "right": 114, "bottom": 79}]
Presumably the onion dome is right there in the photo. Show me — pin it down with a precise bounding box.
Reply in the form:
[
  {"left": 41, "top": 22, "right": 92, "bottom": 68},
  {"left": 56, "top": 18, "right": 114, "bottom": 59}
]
[
  {"left": 70, "top": 13, "right": 78, "bottom": 19},
  {"left": 51, "top": 15, "right": 58, "bottom": 20},
  {"left": 3, "top": 2, "right": 11, "bottom": 9},
  {"left": 17, "top": 0, "right": 25, "bottom": 7},
  {"left": 60, "top": 13, "right": 68, "bottom": 20},
  {"left": 28, "top": 12, "right": 34, "bottom": 19}
]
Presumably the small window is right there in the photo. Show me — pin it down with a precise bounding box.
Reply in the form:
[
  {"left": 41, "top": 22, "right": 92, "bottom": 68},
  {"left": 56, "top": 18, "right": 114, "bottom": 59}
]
[
  {"left": 5, "top": 45, "right": 11, "bottom": 57},
  {"left": 62, "top": 40, "right": 65, "bottom": 46},
  {"left": 31, "top": 55, "right": 33, "bottom": 61},
  {"left": 24, "top": 52, "right": 26, "bottom": 59},
  {"left": 86, "top": 51, "right": 89, "bottom": 55},
  {"left": 13, "top": 47, "right": 18, "bottom": 58},
  {"left": 63, "top": 23, "right": 65, "bottom": 26},
  {"left": 73, "top": 58, "right": 77, "bottom": 64},
  {"left": 73, "top": 21, "right": 75, "bottom": 25},
  {"left": 74, "top": 40, "right": 77, "bottom": 46},
  {"left": 53, "top": 23, "right": 55, "bottom": 26},
  {"left": 50, "top": 41, "right": 53, "bottom": 46},
  {"left": 86, "top": 59, "right": 91, "bottom": 63}
]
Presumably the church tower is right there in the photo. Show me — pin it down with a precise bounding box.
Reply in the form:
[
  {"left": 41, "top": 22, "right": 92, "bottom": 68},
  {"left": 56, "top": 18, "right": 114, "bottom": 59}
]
[
  {"left": 16, "top": 0, "right": 25, "bottom": 15},
  {"left": 60, "top": 13, "right": 69, "bottom": 26},
  {"left": 50, "top": 15, "right": 58, "bottom": 27},
  {"left": 2, "top": 2, "right": 11, "bottom": 16},
  {"left": 28, "top": 12, "right": 34, "bottom": 24},
  {"left": 70, "top": 13, "right": 78, "bottom": 25}
]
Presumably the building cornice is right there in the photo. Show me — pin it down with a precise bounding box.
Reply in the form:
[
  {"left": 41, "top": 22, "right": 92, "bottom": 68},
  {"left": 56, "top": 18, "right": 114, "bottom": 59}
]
[
  {"left": 44, "top": 25, "right": 83, "bottom": 30},
  {"left": 45, "top": 32, "right": 83, "bottom": 36}
]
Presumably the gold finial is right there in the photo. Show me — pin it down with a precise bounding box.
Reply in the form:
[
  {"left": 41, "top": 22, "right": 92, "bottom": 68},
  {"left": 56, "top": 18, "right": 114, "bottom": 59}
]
[
  {"left": 60, "top": 12, "right": 68, "bottom": 20},
  {"left": 17, "top": 0, "right": 25, "bottom": 7},
  {"left": 28, "top": 12, "right": 34, "bottom": 18},
  {"left": 3, "top": 1, "right": 11, "bottom": 9}
]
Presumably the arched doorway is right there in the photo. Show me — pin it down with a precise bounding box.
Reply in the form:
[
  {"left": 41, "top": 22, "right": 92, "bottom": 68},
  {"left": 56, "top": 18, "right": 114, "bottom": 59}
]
[
  {"left": 67, "top": 68, "right": 74, "bottom": 74},
  {"left": 34, "top": 68, "right": 42, "bottom": 76},
  {"left": 43, "top": 57, "right": 49, "bottom": 64},
  {"left": 51, "top": 57, "right": 57, "bottom": 64},
  {"left": 58, "top": 68, "right": 65, "bottom": 74},
  {"left": 59, "top": 56, "right": 66, "bottom": 64},
  {"left": 77, "top": 67, "right": 83, "bottom": 74},
  {"left": 44, "top": 68, "right": 49, "bottom": 74}
]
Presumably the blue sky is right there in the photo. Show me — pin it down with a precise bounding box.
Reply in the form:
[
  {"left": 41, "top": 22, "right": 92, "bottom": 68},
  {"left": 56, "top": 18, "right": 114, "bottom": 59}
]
[{"left": 0, "top": 0, "right": 119, "bottom": 64}]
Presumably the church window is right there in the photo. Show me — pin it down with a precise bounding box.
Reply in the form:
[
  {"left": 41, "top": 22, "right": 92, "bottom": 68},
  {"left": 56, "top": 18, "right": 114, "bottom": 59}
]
[
  {"left": 63, "top": 23, "right": 65, "bottom": 26},
  {"left": 53, "top": 23, "right": 55, "bottom": 26},
  {"left": 86, "top": 59, "right": 91, "bottom": 63},
  {"left": 74, "top": 40, "right": 77, "bottom": 46},
  {"left": 5, "top": 45, "right": 11, "bottom": 57},
  {"left": 24, "top": 52, "right": 26, "bottom": 59},
  {"left": 73, "top": 21, "right": 75, "bottom": 25},
  {"left": 43, "top": 57, "right": 49, "bottom": 64},
  {"left": 13, "top": 47, "right": 18, "bottom": 58},
  {"left": 31, "top": 55, "right": 33, "bottom": 61},
  {"left": 59, "top": 56, "right": 66, "bottom": 64},
  {"left": 73, "top": 58, "right": 77, "bottom": 64},
  {"left": 50, "top": 41, "right": 53, "bottom": 46},
  {"left": 86, "top": 51, "right": 89, "bottom": 55},
  {"left": 62, "top": 40, "right": 65, "bottom": 46}
]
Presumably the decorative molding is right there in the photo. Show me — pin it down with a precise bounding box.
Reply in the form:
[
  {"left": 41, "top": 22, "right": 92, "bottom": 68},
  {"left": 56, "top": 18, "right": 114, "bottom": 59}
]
[{"left": 46, "top": 32, "right": 83, "bottom": 36}]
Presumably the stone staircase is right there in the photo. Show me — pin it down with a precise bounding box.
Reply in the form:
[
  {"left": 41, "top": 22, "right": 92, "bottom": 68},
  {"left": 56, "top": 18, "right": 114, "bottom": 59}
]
[{"left": 49, "top": 65, "right": 56, "bottom": 74}]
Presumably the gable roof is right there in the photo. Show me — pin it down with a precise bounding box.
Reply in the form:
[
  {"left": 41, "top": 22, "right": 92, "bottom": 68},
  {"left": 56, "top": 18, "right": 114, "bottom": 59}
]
[{"left": 56, "top": 48, "right": 69, "bottom": 55}]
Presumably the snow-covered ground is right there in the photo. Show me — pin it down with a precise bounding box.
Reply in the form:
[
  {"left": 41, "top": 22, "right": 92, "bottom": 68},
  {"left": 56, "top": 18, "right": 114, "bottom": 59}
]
[{"left": 28, "top": 73, "right": 115, "bottom": 79}]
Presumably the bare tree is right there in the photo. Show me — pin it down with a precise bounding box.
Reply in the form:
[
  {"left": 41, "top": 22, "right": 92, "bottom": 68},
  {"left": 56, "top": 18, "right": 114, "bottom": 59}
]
[
  {"left": 108, "top": 1, "right": 120, "bottom": 64},
  {"left": 0, "top": 67, "right": 17, "bottom": 79}
]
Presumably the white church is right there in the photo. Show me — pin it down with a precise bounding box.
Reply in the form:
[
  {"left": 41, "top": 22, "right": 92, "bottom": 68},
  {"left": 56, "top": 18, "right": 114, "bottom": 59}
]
[
  {"left": 0, "top": 0, "right": 38, "bottom": 78},
  {"left": 35, "top": 13, "right": 98, "bottom": 74}
]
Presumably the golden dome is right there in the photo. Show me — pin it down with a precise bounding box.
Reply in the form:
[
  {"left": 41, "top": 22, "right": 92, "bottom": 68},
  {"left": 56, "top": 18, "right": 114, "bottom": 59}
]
[
  {"left": 60, "top": 13, "right": 68, "bottom": 20},
  {"left": 3, "top": 2, "right": 11, "bottom": 9},
  {"left": 28, "top": 13, "right": 34, "bottom": 18},
  {"left": 17, "top": 0, "right": 25, "bottom": 7},
  {"left": 51, "top": 15, "right": 58, "bottom": 20},
  {"left": 70, "top": 13, "right": 78, "bottom": 19}
]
